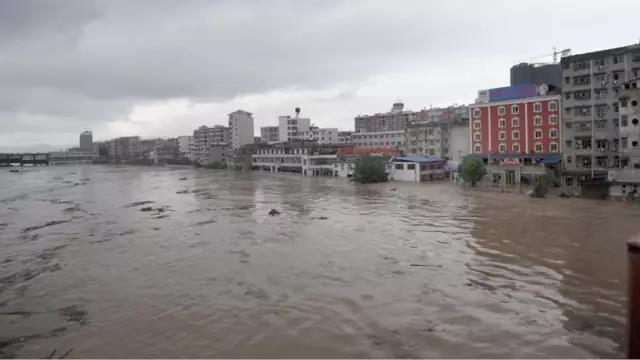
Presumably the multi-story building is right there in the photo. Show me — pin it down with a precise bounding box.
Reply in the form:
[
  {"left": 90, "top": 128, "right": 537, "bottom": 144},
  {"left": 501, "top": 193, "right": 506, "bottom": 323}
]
[
  {"left": 192, "top": 125, "right": 230, "bottom": 163},
  {"left": 351, "top": 130, "right": 405, "bottom": 148},
  {"left": 608, "top": 79, "right": 640, "bottom": 199},
  {"left": 404, "top": 105, "right": 469, "bottom": 161},
  {"left": 278, "top": 112, "right": 311, "bottom": 142},
  {"left": 260, "top": 126, "right": 280, "bottom": 143},
  {"left": 305, "top": 127, "right": 338, "bottom": 144},
  {"left": 108, "top": 136, "right": 141, "bottom": 163},
  {"left": 228, "top": 110, "right": 254, "bottom": 150},
  {"left": 354, "top": 101, "right": 418, "bottom": 133},
  {"left": 561, "top": 44, "right": 640, "bottom": 192},
  {"left": 177, "top": 135, "right": 194, "bottom": 159},
  {"left": 252, "top": 143, "right": 341, "bottom": 176},
  {"left": 469, "top": 84, "right": 562, "bottom": 156},
  {"left": 79, "top": 131, "right": 93, "bottom": 152},
  {"left": 388, "top": 155, "right": 448, "bottom": 182},
  {"left": 337, "top": 131, "right": 352, "bottom": 144}
]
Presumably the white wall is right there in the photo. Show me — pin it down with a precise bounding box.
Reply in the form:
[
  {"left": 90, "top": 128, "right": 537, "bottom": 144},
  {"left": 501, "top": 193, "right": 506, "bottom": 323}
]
[
  {"left": 449, "top": 123, "right": 469, "bottom": 162},
  {"left": 278, "top": 116, "right": 311, "bottom": 142},
  {"left": 389, "top": 162, "right": 419, "bottom": 182}
]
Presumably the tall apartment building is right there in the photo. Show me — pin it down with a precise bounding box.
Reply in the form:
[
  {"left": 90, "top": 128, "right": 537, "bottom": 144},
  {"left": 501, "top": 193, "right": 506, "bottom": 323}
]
[
  {"left": 108, "top": 136, "right": 141, "bottom": 163},
  {"left": 192, "top": 125, "right": 230, "bottom": 164},
  {"left": 177, "top": 135, "right": 194, "bottom": 159},
  {"left": 228, "top": 110, "right": 254, "bottom": 150},
  {"left": 278, "top": 109, "right": 311, "bottom": 142},
  {"left": 469, "top": 84, "right": 561, "bottom": 156},
  {"left": 260, "top": 126, "right": 280, "bottom": 143},
  {"left": 79, "top": 131, "right": 93, "bottom": 152},
  {"left": 608, "top": 79, "right": 640, "bottom": 198},
  {"left": 405, "top": 105, "right": 470, "bottom": 161},
  {"left": 354, "top": 102, "right": 419, "bottom": 133},
  {"left": 561, "top": 44, "right": 640, "bottom": 191}
]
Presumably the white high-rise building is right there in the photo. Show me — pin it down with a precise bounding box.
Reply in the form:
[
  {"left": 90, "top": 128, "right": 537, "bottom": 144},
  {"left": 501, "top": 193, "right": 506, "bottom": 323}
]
[
  {"left": 278, "top": 108, "right": 311, "bottom": 142},
  {"left": 228, "top": 110, "right": 254, "bottom": 150}
]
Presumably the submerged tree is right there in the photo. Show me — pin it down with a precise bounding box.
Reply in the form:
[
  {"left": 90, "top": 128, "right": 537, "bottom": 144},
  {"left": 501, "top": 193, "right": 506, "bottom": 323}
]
[
  {"left": 459, "top": 157, "right": 487, "bottom": 187},
  {"left": 353, "top": 155, "right": 388, "bottom": 184},
  {"left": 529, "top": 174, "right": 551, "bottom": 198}
]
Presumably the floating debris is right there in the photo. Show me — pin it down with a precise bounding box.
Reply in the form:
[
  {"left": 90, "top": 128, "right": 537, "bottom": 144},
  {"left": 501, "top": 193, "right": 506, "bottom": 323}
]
[
  {"left": 22, "top": 220, "right": 71, "bottom": 233},
  {"left": 178, "top": 177, "right": 188, "bottom": 181},
  {"left": 58, "top": 305, "right": 87, "bottom": 325},
  {"left": 268, "top": 209, "right": 281, "bottom": 216},
  {"left": 193, "top": 219, "right": 216, "bottom": 227},
  {"left": 140, "top": 207, "right": 153, "bottom": 212},
  {"left": 176, "top": 190, "right": 189, "bottom": 194},
  {"left": 125, "top": 201, "right": 154, "bottom": 208}
]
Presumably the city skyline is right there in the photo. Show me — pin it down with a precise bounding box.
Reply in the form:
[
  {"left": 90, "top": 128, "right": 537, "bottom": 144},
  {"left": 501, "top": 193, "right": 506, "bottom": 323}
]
[{"left": 1, "top": 0, "right": 638, "bottom": 151}]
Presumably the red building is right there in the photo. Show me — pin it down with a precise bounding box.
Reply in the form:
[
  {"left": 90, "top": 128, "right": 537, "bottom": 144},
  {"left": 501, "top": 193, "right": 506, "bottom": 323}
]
[{"left": 469, "top": 87, "right": 561, "bottom": 156}]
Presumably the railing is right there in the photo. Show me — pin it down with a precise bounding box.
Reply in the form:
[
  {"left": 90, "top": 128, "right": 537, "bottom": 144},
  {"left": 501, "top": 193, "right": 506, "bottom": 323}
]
[{"left": 628, "top": 234, "right": 640, "bottom": 358}]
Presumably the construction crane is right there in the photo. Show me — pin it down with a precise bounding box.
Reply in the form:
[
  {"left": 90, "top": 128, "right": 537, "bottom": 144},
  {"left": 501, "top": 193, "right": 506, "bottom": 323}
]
[{"left": 513, "top": 47, "right": 571, "bottom": 65}]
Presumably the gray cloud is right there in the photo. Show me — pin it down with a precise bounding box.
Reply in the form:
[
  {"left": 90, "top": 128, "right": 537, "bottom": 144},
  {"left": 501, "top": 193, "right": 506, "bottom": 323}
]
[{"left": 0, "top": 0, "right": 638, "bottom": 148}]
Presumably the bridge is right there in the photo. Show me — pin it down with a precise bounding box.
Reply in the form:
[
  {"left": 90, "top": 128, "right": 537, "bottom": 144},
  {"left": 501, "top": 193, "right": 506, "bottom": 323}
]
[{"left": 0, "top": 153, "right": 50, "bottom": 166}]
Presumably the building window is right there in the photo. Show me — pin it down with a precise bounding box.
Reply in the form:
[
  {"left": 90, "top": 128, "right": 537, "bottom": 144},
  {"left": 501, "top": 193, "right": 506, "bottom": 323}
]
[
  {"left": 512, "top": 143, "right": 520, "bottom": 152},
  {"left": 473, "top": 108, "right": 481, "bottom": 118},
  {"left": 498, "top": 106, "right": 506, "bottom": 115},
  {"left": 499, "top": 143, "right": 506, "bottom": 153},
  {"left": 512, "top": 118, "right": 519, "bottom": 127},
  {"left": 534, "top": 129, "right": 543, "bottom": 139},
  {"left": 549, "top": 143, "right": 559, "bottom": 152},
  {"left": 474, "top": 144, "right": 481, "bottom": 153},
  {"left": 473, "top": 132, "right": 481, "bottom": 141},
  {"left": 407, "top": 164, "right": 415, "bottom": 170},
  {"left": 512, "top": 130, "right": 520, "bottom": 140},
  {"left": 533, "top": 103, "right": 542, "bottom": 113},
  {"left": 472, "top": 120, "right": 481, "bottom": 130},
  {"left": 549, "top": 115, "right": 558, "bottom": 125},
  {"left": 613, "top": 55, "right": 622, "bottom": 64},
  {"left": 548, "top": 101, "right": 558, "bottom": 112},
  {"left": 498, "top": 118, "right": 506, "bottom": 128},
  {"left": 535, "top": 142, "right": 543, "bottom": 153},
  {"left": 498, "top": 131, "right": 506, "bottom": 141},
  {"left": 549, "top": 128, "right": 558, "bottom": 138},
  {"left": 511, "top": 105, "right": 519, "bottom": 114},
  {"left": 534, "top": 115, "right": 542, "bottom": 126}
]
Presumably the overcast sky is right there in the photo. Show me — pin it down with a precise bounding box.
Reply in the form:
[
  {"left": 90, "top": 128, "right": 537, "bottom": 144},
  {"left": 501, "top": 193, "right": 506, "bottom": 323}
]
[{"left": 1, "top": 0, "right": 638, "bottom": 150}]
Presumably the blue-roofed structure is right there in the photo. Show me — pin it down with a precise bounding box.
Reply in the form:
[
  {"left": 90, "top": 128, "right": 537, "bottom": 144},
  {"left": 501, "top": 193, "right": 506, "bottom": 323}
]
[{"left": 392, "top": 155, "right": 444, "bottom": 163}]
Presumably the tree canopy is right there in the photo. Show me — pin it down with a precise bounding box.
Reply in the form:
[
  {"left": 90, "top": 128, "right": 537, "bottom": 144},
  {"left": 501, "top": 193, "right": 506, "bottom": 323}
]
[
  {"left": 459, "top": 157, "right": 486, "bottom": 186},
  {"left": 352, "top": 155, "right": 388, "bottom": 184}
]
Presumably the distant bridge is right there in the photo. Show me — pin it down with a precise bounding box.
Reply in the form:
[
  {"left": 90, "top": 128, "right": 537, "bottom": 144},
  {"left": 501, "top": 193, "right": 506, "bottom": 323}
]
[{"left": 0, "top": 153, "right": 50, "bottom": 166}]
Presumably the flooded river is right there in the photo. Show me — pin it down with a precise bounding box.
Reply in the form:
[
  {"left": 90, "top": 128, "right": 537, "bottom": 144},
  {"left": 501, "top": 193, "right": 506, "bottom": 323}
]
[{"left": 1, "top": 165, "right": 639, "bottom": 358}]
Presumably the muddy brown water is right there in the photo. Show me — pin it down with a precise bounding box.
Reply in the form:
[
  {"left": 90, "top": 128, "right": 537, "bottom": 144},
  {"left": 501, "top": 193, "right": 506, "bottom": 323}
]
[{"left": 1, "top": 165, "right": 638, "bottom": 358}]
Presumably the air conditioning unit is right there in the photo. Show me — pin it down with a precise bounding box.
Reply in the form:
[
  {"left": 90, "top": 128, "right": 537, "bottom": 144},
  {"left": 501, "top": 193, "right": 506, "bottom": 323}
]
[
  {"left": 601, "top": 81, "right": 606, "bottom": 86},
  {"left": 613, "top": 80, "right": 619, "bottom": 85}
]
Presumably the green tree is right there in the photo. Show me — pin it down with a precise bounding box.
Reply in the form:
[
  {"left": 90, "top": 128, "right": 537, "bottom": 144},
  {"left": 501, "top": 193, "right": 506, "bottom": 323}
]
[
  {"left": 459, "top": 157, "right": 487, "bottom": 187},
  {"left": 529, "top": 174, "right": 550, "bottom": 198},
  {"left": 353, "top": 155, "right": 388, "bottom": 184}
]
